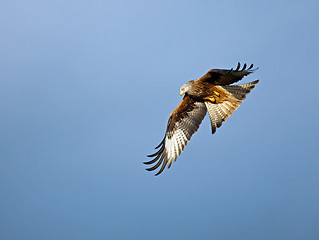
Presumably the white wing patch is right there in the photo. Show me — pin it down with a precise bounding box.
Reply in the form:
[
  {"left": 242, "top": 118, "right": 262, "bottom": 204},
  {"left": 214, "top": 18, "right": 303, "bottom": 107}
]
[
  {"left": 145, "top": 101, "right": 207, "bottom": 175},
  {"left": 165, "top": 128, "right": 187, "bottom": 168}
]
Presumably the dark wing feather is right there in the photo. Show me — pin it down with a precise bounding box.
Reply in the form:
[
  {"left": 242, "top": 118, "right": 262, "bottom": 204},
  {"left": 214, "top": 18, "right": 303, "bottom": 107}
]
[
  {"left": 145, "top": 96, "right": 207, "bottom": 176},
  {"left": 198, "top": 62, "right": 258, "bottom": 86}
]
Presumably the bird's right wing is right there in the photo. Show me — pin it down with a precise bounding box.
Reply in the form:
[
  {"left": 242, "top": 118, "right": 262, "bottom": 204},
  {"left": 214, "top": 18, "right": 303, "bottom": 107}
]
[
  {"left": 205, "top": 80, "right": 259, "bottom": 134},
  {"left": 145, "top": 96, "right": 207, "bottom": 176}
]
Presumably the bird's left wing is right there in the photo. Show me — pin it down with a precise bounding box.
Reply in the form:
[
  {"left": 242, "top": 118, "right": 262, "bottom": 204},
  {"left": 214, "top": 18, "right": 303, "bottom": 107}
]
[
  {"left": 198, "top": 62, "right": 258, "bottom": 85},
  {"left": 145, "top": 96, "right": 207, "bottom": 176}
]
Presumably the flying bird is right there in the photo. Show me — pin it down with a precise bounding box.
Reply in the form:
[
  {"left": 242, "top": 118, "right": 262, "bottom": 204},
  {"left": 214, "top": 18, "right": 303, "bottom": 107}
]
[{"left": 145, "top": 62, "right": 259, "bottom": 175}]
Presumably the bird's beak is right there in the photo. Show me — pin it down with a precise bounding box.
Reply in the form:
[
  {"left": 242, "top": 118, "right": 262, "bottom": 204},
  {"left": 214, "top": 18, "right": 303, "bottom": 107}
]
[{"left": 180, "top": 90, "right": 185, "bottom": 96}]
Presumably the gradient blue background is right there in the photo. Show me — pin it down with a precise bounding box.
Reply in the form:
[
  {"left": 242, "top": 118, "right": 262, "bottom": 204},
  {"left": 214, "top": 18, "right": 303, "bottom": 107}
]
[{"left": 1, "top": 0, "right": 319, "bottom": 239}]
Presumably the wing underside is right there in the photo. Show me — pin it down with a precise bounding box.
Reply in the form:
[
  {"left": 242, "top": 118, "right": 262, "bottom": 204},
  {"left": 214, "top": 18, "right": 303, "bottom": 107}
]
[{"left": 145, "top": 96, "right": 207, "bottom": 175}]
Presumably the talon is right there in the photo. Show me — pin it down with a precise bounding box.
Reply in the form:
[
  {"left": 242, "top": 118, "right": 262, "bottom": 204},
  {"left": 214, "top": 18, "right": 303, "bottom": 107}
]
[
  {"left": 204, "top": 96, "right": 217, "bottom": 103},
  {"left": 214, "top": 91, "right": 220, "bottom": 97},
  {"left": 210, "top": 97, "right": 216, "bottom": 103}
]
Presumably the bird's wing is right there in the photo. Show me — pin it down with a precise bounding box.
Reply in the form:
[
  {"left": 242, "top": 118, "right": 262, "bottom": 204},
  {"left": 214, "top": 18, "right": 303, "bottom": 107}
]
[
  {"left": 205, "top": 80, "right": 259, "bottom": 134},
  {"left": 145, "top": 96, "right": 207, "bottom": 176},
  {"left": 198, "top": 62, "right": 258, "bottom": 85}
]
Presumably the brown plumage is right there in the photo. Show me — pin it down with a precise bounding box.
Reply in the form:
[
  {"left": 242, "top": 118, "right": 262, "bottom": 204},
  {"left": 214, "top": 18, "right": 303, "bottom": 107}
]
[{"left": 145, "top": 62, "right": 259, "bottom": 176}]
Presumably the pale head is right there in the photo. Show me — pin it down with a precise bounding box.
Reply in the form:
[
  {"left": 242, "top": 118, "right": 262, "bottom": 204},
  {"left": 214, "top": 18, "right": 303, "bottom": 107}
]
[{"left": 179, "top": 82, "right": 192, "bottom": 96}]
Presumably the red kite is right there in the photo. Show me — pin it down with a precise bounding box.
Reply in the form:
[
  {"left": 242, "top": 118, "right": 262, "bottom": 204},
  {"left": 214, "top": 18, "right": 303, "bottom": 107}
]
[{"left": 145, "top": 63, "right": 259, "bottom": 175}]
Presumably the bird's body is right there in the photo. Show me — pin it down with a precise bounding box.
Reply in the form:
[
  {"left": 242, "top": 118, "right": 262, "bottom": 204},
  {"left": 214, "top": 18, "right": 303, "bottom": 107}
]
[
  {"left": 182, "top": 81, "right": 220, "bottom": 99},
  {"left": 145, "top": 63, "right": 259, "bottom": 175}
]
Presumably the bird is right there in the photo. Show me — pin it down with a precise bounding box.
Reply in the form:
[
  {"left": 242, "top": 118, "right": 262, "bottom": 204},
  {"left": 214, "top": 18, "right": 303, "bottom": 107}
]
[{"left": 145, "top": 62, "right": 259, "bottom": 176}]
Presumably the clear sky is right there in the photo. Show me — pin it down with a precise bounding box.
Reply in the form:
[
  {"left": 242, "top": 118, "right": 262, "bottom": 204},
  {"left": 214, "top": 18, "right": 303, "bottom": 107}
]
[{"left": 1, "top": 0, "right": 319, "bottom": 239}]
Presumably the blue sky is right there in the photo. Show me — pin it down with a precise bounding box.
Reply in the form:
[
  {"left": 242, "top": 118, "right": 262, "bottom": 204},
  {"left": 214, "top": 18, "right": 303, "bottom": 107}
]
[{"left": 1, "top": 0, "right": 319, "bottom": 239}]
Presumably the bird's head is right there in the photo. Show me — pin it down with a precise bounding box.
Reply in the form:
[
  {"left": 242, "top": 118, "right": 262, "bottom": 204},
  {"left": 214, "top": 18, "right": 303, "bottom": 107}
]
[{"left": 180, "top": 82, "right": 191, "bottom": 96}]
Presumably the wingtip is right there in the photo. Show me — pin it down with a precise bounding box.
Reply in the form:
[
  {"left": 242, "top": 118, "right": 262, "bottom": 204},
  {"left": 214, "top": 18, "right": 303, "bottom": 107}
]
[
  {"left": 234, "top": 63, "right": 258, "bottom": 73},
  {"left": 242, "top": 63, "right": 247, "bottom": 71},
  {"left": 250, "top": 66, "right": 259, "bottom": 72},
  {"left": 144, "top": 160, "right": 155, "bottom": 165},
  {"left": 155, "top": 139, "right": 164, "bottom": 149},
  {"left": 154, "top": 158, "right": 168, "bottom": 176},
  {"left": 235, "top": 62, "right": 241, "bottom": 71},
  {"left": 252, "top": 79, "right": 260, "bottom": 84}
]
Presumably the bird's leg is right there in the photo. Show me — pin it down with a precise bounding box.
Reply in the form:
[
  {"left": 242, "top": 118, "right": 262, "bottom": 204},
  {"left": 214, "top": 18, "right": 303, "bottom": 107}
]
[
  {"left": 204, "top": 96, "right": 216, "bottom": 103},
  {"left": 203, "top": 88, "right": 222, "bottom": 103}
]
